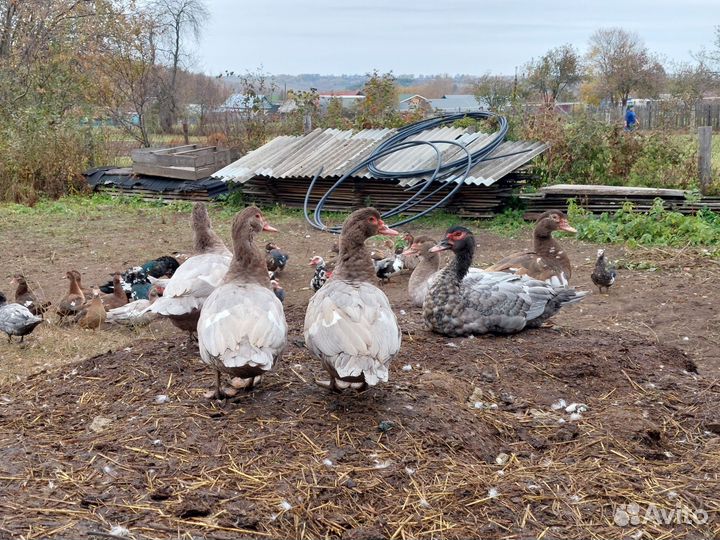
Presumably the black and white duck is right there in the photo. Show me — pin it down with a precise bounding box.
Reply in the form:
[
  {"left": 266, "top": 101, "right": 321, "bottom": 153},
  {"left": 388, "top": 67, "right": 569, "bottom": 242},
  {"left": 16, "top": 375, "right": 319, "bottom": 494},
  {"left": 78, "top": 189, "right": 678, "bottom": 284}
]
[
  {"left": 423, "top": 226, "right": 588, "bottom": 337},
  {"left": 591, "top": 249, "right": 616, "bottom": 293}
]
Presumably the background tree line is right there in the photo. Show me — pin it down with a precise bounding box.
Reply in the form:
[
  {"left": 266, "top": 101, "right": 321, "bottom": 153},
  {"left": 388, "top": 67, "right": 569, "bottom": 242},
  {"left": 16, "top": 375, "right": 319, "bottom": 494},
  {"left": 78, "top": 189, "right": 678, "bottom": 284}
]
[{"left": 1, "top": 0, "right": 719, "bottom": 202}]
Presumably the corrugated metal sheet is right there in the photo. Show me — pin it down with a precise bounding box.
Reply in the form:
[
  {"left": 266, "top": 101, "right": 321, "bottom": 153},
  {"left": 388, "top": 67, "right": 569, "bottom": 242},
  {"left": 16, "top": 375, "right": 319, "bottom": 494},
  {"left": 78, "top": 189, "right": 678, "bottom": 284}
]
[{"left": 212, "top": 127, "right": 548, "bottom": 186}]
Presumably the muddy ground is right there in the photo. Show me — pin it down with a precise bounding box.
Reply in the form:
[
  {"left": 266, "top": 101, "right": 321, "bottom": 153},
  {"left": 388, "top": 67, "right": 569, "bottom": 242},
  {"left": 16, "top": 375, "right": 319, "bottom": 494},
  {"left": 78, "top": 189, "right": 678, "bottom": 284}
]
[{"left": 0, "top": 204, "right": 718, "bottom": 539}]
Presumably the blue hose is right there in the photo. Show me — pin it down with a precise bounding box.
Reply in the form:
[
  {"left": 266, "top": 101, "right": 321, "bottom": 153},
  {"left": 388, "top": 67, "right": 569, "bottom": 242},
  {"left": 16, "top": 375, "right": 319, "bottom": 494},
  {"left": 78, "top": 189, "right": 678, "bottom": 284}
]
[{"left": 304, "top": 112, "right": 513, "bottom": 233}]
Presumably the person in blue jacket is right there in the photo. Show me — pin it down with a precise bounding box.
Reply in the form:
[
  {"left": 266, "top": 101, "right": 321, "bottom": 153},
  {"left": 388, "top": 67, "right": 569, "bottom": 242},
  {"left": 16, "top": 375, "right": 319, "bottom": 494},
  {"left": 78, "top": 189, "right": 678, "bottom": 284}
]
[{"left": 625, "top": 103, "right": 638, "bottom": 131}]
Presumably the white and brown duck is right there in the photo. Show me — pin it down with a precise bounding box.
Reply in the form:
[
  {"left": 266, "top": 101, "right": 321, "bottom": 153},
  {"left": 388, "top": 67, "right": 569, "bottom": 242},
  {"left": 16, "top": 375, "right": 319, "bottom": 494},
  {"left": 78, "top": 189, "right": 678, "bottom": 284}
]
[
  {"left": 424, "top": 226, "right": 588, "bottom": 337},
  {"left": 486, "top": 210, "right": 576, "bottom": 286},
  {"left": 11, "top": 274, "right": 51, "bottom": 316},
  {"left": 150, "top": 202, "right": 232, "bottom": 337},
  {"left": 404, "top": 235, "right": 441, "bottom": 307},
  {"left": 304, "top": 208, "right": 402, "bottom": 391},
  {"left": 106, "top": 287, "right": 159, "bottom": 326},
  {"left": 198, "top": 206, "right": 287, "bottom": 399}
]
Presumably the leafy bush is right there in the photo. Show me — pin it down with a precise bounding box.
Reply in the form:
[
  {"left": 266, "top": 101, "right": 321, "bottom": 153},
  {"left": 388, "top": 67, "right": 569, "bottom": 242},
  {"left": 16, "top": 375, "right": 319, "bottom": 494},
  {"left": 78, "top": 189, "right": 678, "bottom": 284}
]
[
  {"left": 515, "top": 110, "right": 699, "bottom": 190},
  {"left": 567, "top": 198, "right": 720, "bottom": 251}
]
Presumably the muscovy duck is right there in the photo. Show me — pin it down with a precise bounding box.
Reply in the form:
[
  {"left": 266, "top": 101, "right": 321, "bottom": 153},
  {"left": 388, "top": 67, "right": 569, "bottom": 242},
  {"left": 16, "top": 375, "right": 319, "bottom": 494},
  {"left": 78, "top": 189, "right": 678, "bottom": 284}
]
[
  {"left": 0, "top": 292, "right": 43, "bottom": 342},
  {"left": 591, "top": 249, "right": 616, "bottom": 293},
  {"left": 198, "top": 206, "right": 287, "bottom": 398},
  {"left": 486, "top": 210, "right": 576, "bottom": 287},
  {"left": 304, "top": 208, "right": 401, "bottom": 391}
]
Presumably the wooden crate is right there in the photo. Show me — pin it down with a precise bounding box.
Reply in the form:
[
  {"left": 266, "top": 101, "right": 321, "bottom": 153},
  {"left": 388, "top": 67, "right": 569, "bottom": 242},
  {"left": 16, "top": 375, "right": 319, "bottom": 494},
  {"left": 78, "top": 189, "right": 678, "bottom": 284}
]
[{"left": 131, "top": 145, "right": 233, "bottom": 180}]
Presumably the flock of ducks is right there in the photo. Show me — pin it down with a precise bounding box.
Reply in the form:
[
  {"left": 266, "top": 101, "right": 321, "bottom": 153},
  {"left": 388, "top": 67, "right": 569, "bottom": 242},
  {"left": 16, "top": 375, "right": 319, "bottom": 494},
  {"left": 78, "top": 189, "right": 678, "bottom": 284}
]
[{"left": 0, "top": 203, "right": 618, "bottom": 398}]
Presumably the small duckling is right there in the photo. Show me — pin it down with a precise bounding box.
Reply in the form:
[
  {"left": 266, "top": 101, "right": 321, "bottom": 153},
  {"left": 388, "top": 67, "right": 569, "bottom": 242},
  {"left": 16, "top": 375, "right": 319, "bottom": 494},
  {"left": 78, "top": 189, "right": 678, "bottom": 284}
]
[
  {"left": 591, "top": 249, "right": 616, "bottom": 294},
  {"left": 265, "top": 242, "right": 289, "bottom": 273},
  {"left": 270, "top": 279, "right": 286, "bottom": 303}
]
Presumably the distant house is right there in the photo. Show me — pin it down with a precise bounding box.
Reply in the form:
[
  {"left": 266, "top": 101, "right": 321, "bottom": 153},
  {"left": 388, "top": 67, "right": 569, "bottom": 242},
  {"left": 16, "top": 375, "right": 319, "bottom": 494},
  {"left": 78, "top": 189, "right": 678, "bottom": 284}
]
[
  {"left": 398, "top": 94, "right": 484, "bottom": 114},
  {"left": 398, "top": 94, "right": 433, "bottom": 113},
  {"left": 220, "top": 93, "right": 278, "bottom": 113}
]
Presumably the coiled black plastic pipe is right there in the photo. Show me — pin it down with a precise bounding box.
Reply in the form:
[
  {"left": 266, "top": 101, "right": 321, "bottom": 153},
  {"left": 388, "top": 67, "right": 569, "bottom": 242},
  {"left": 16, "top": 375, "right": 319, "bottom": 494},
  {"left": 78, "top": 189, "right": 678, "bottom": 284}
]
[{"left": 304, "top": 112, "right": 515, "bottom": 233}]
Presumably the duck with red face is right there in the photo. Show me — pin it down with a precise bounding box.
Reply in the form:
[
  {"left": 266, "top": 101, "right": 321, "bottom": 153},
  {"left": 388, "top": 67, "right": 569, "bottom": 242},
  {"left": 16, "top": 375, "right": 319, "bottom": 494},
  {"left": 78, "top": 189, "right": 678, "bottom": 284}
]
[{"left": 423, "top": 225, "right": 588, "bottom": 337}]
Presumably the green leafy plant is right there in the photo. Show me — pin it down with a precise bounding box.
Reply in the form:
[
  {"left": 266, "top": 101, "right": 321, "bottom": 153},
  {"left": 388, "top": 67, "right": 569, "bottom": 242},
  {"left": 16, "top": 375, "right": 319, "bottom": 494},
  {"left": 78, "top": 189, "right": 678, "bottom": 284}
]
[{"left": 567, "top": 198, "right": 720, "bottom": 253}]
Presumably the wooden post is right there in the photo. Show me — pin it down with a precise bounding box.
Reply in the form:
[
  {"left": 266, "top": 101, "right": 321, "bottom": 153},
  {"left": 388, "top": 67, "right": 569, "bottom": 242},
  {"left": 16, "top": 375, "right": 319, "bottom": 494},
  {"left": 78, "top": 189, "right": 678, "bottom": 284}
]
[
  {"left": 182, "top": 120, "right": 189, "bottom": 145},
  {"left": 698, "top": 126, "right": 712, "bottom": 195}
]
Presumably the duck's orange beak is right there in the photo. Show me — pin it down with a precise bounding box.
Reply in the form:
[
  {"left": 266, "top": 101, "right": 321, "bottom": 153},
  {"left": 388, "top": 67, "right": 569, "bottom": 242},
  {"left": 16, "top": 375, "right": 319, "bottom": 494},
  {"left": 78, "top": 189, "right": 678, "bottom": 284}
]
[
  {"left": 559, "top": 219, "right": 576, "bottom": 233},
  {"left": 378, "top": 220, "right": 399, "bottom": 236},
  {"left": 263, "top": 222, "right": 278, "bottom": 232}
]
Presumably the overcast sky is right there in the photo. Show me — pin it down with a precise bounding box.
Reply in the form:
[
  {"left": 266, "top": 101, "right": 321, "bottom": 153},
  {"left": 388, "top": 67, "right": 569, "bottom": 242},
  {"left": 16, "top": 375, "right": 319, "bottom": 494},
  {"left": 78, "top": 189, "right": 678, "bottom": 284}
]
[{"left": 195, "top": 0, "right": 717, "bottom": 76}]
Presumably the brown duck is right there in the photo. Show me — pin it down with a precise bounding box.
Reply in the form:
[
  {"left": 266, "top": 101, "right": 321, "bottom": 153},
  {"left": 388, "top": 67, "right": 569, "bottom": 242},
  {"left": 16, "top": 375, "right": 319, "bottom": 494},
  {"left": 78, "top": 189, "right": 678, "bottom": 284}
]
[
  {"left": 57, "top": 271, "right": 86, "bottom": 320},
  {"left": 149, "top": 202, "right": 232, "bottom": 336},
  {"left": 197, "top": 206, "right": 286, "bottom": 398},
  {"left": 11, "top": 274, "right": 51, "bottom": 316},
  {"left": 76, "top": 287, "right": 106, "bottom": 330},
  {"left": 101, "top": 273, "right": 128, "bottom": 311},
  {"left": 485, "top": 210, "right": 576, "bottom": 287}
]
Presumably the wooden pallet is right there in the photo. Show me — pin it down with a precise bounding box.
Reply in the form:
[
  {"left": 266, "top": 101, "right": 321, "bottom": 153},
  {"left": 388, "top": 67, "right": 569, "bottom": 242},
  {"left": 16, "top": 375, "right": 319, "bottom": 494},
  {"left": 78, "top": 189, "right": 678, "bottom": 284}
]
[{"left": 131, "top": 145, "right": 233, "bottom": 180}]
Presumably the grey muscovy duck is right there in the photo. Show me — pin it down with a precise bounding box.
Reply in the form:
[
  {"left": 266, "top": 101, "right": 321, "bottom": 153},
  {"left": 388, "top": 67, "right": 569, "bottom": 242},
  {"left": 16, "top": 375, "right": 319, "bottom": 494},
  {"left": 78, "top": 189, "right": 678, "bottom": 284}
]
[
  {"left": 591, "top": 249, "right": 616, "bottom": 293},
  {"left": 0, "top": 292, "right": 43, "bottom": 342},
  {"left": 304, "top": 208, "right": 401, "bottom": 391},
  {"left": 423, "top": 226, "right": 589, "bottom": 337}
]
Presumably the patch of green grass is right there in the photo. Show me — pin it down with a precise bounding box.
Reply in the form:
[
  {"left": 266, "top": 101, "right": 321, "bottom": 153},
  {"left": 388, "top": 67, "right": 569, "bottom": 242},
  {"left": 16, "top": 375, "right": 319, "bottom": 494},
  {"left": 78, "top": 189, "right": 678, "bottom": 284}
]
[
  {"left": 1, "top": 193, "right": 194, "bottom": 217},
  {"left": 481, "top": 209, "right": 533, "bottom": 237},
  {"left": 567, "top": 198, "right": 720, "bottom": 255}
]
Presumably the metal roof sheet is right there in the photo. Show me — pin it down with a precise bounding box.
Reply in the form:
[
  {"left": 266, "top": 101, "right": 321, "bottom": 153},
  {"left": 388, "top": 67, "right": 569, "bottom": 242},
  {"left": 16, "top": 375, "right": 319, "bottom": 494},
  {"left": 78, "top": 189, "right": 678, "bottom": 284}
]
[{"left": 212, "top": 127, "right": 548, "bottom": 186}]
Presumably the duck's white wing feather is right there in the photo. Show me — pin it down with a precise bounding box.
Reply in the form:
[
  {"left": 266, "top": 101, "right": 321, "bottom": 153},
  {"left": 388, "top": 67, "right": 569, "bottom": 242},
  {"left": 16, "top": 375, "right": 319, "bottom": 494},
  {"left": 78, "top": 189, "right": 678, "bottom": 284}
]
[
  {"left": 150, "top": 252, "right": 231, "bottom": 315},
  {"left": 304, "top": 280, "right": 401, "bottom": 385},
  {"left": 198, "top": 284, "right": 287, "bottom": 372},
  {"left": 107, "top": 299, "right": 156, "bottom": 325}
]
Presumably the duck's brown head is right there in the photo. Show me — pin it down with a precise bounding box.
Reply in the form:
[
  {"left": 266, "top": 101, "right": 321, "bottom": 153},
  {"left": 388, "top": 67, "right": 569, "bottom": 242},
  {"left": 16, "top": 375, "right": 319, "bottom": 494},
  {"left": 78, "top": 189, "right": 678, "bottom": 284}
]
[
  {"left": 403, "top": 235, "right": 437, "bottom": 258},
  {"left": 232, "top": 206, "right": 277, "bottom": 240},
  {"left": 342, "top": 208, "right": 398, "bottom": 241},
  {"left": 537, "top": 210, "right": 576, "bottom": 235}
]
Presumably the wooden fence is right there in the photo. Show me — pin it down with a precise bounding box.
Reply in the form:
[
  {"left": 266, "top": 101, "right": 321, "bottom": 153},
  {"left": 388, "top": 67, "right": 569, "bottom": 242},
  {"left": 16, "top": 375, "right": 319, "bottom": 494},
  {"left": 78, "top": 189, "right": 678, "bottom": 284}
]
[{"left": 552, "top": 100, "right": 720, "bottom": 131}]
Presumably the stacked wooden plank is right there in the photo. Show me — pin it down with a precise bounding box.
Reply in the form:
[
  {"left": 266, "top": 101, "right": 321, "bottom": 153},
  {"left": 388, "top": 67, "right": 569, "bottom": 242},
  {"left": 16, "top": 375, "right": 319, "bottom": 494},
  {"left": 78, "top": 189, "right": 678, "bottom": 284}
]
[
  {"left": 522, "top": 184, "right": 720, "bottom": 216},
  {"left": 240, "top": 175, "right": 524, "bottom": 218},
  {"left": 131, "top": 145, "right": 233, "bottom": 180}
]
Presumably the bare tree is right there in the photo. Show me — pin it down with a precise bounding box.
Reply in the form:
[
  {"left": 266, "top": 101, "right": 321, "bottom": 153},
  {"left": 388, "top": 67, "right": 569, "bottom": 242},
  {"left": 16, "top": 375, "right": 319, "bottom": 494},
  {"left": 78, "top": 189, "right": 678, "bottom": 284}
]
[
  {"left": 472, "top": 74, "right": 514, "bottom": 111},
  {"left": 526, "top": 44, "right": 583, "bottom": 107},
  {"left": 94, "top": 6, "right": 162, "bottom": 147},
  {"left": 585, "top": 28, "right": 666, "bottom": 107},
  {"left": 152, "top": 0, "right": 209, "bottom": 132},
  {"left": 667, "top": 60, "right": 717, "bottom": 106}
]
